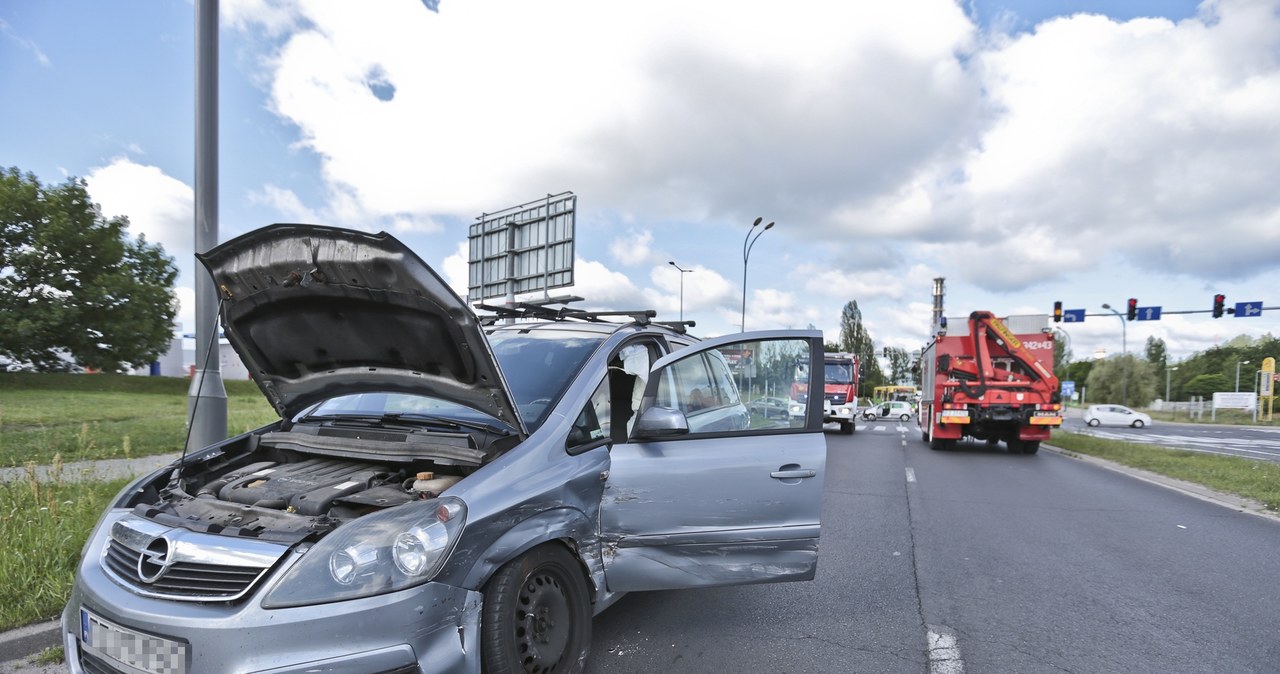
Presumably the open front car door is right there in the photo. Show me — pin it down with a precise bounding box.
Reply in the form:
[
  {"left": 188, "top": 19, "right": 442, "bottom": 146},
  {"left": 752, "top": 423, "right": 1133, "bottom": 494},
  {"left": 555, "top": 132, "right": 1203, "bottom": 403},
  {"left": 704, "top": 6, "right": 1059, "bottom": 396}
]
[{"left": 599, "top": 330, "right": 826, "bottom": 591}]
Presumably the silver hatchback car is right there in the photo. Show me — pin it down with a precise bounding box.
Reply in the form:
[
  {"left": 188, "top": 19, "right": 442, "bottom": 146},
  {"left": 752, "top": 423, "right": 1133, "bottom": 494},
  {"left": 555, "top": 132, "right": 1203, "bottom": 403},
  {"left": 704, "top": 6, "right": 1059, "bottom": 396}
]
[{"left": 62, "top": 224, "right": 828, "bottom": 674}]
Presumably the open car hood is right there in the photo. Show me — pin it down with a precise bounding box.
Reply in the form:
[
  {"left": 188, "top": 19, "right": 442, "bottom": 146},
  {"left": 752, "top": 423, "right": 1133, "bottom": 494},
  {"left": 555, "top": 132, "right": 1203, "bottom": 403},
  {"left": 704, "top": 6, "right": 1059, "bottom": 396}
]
[{"left": 197, "top": 223, "right": 524, "bottom": 434}]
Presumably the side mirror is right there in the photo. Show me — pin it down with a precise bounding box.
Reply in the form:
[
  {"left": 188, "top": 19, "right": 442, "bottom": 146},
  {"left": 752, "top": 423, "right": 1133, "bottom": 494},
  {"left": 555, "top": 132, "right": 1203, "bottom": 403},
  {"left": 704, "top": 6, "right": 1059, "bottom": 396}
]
[{"left": 631, "top": 406, "right": 689, "bottom": 439}]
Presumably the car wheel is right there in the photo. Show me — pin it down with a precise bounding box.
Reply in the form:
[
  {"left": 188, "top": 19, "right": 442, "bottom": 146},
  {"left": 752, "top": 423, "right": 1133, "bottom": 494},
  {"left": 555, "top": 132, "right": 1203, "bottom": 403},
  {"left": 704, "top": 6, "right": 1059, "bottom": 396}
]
[
  {"left": 986, "top": 438, "right": 1000, "bottom": 446},
  {"left": 840, "top": 421, "right": 854, "bottom": 435},
  {"left": 1087, "top": 419, "right": 1100, "bottom": 427},
  {"left": 1132, "top": 420, "right": 1145, "bottom": 428},
  {"left": 900, "top": 414, "right": 911, "bottom": 422},
  {"left": 1021, "top": 440, "right": 1040, "bottom": 454},
  {"left": 482, "top": 544, "right": 591, "bottom": 674}
]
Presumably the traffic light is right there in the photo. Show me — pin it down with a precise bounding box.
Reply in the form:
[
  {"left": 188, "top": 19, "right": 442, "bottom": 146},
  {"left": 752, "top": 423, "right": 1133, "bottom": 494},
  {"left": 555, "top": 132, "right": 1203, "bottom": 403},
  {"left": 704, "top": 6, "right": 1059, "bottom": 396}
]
[
  {"left": 1126, "top": 298, "right": 1138, "bottom": 321},
  {"left": 1053, "top": 301, "right": 1063, "bottom": 323},
  {"left": 1213, "top": 294, "right": 1226, "bottom": 318}
]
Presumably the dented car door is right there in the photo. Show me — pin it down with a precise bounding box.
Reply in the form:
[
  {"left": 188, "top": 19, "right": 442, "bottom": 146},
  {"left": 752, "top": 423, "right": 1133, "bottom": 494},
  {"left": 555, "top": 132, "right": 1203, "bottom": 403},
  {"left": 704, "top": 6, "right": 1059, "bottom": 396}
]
[{"left": 598, "top": 330, "right": 826, "bottom": 592}]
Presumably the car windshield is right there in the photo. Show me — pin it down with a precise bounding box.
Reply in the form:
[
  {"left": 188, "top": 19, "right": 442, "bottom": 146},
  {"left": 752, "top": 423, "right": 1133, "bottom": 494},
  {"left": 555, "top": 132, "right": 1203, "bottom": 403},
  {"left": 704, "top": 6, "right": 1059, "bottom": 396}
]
[
  {"left": 489, "top": 328, "right": 607, "bottom": 431},
  {"left": 825, "top": 363, "right": 852, "bottom": 384}
]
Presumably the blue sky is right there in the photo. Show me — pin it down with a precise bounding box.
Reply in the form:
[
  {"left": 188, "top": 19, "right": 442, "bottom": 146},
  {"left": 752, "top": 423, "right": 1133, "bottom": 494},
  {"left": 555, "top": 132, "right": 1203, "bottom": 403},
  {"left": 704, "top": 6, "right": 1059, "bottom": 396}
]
[{"left": 3, "top": 0, "right": 1278, "bottom": 369}]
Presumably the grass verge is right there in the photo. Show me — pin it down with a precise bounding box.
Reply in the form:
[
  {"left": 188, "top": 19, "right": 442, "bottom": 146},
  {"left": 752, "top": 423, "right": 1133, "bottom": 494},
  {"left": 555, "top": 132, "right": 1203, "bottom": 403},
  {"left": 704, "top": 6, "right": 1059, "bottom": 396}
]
[
  {"left": 0, "top": 462, "right": 129, "bottom": 630},
  {"left": 0, "top": 372, "right": 277, "bottom": 466},
  {"left": 1050, "top": 431, "right": 1280, "bottom": 511}
]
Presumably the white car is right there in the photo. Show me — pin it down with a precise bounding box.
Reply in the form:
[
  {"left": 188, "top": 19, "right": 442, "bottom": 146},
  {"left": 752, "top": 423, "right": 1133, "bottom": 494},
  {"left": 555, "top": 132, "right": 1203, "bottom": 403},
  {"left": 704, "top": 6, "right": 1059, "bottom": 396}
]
[
  {"left": 1084, "top": 404, "right": 1152, "bottom": 428},
  {"left": 861, "top": 400, "right": 915, "bottom": 422}
]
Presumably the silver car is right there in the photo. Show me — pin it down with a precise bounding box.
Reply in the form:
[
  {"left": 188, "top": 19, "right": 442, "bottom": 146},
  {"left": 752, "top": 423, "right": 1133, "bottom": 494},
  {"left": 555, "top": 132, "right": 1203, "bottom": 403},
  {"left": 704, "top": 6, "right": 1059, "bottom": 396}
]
[{"left": 62, "top": 224, "right": 827, "bottom": 674}]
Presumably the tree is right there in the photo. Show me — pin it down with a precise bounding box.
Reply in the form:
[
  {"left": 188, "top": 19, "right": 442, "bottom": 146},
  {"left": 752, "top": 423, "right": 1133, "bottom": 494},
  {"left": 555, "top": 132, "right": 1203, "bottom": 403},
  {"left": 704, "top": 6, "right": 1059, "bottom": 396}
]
[
  {"left": 1184, "top": 373, "right": 1231, "bottom": 398},
  {"left": 0, "top": 167, "right": 178, "bottom": 372},
  {"left": 1085, "top": 355, "right": 1158, "bottom": 407},
  {"left": 885, "top": 347, "right": 912, "bottom": 385},
  {"left": 838, "top": 300, "right": 885, "bottom": 391}
]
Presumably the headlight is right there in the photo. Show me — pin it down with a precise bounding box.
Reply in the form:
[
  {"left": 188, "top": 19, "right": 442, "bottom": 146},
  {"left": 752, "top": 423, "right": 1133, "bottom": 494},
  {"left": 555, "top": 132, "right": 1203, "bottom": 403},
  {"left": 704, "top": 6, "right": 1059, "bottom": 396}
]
[{"left": 263, "top": 497, "right": 466, "bottom": 609}]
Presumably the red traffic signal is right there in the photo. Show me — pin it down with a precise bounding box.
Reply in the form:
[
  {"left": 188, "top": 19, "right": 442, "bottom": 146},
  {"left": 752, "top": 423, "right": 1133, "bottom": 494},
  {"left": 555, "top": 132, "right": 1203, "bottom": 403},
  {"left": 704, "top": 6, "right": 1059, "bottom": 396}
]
[
  {"left": 1126, "top": 298, "right": 1138, "bottom": 321},
  {"left": 1053, "top": 301, "right": 1063, "bottom": 323},
  {"left": 1213, "top": 294, "right": 1226, "bottom": 318}
]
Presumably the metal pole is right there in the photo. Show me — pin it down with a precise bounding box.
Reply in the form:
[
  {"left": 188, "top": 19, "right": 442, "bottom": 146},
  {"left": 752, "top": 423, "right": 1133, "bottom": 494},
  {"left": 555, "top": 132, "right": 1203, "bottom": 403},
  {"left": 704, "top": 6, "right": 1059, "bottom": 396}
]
[
  {"left": 1101, "top": 304, "right": 1127, "bottom": 405},
  {"left": 1235, "top": 360, "right": 1249, "bottom": 392},
  {"left": 1165, "top": 366, "right": 1178, "bottom": 405},
  {"left": 741, "top": 217, "right": 774, "bottom": 332},
  {"left": 668, "top": 261, "right": 691, "bottom": 322},
  {"left": 188, "top": 0, "right": 227, "bottom": 451}
]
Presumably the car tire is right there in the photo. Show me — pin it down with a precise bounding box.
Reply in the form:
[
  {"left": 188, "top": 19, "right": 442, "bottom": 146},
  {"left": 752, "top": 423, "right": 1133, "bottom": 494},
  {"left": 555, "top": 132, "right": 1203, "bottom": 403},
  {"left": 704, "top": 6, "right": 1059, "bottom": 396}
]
[
  {"left": 840, "top": 421, "right": 854, "bottom": 435},
  {"left": 1132, "top": 420, "right": 1145, "bottom": 428},
  {"left": 482, "top": 544, "right": 591, "bottom": 674},
  {"left": 1087, "top": 419, "right": 1100, "bottom": 427},
  {"left": 1021, "top": 441, "right": 1040, "bottom": 454},
  {"left": 900, "top": 414, "right": 911, "bottom": 422}
]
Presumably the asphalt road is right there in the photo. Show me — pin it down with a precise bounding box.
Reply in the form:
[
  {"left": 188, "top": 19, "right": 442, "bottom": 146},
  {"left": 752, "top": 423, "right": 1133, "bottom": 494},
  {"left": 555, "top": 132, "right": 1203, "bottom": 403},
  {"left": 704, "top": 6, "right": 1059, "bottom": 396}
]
[
  {"left": 587, "top": 419, "right": 1280, "bottom": 673},
  {"left": 1063, "top": 417, "right": 1280, "bottom": 462}
]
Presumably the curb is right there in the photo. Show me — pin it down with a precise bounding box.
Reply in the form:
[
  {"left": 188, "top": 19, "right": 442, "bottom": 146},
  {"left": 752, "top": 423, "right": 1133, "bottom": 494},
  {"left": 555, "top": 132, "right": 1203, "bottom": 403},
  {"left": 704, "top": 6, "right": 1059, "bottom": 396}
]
[
  {"left": 1041, "top": 443, "right": 1280, "bottom": 522},
  {"left": 0, "top": 620, "right": 60, "bottom": 673}
]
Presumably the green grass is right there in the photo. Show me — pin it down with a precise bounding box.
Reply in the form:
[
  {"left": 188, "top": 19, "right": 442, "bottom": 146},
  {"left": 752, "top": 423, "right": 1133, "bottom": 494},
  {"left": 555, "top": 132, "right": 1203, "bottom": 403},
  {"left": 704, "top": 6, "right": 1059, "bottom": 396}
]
[
  {"left": 1143, "top": 408, "right": 1280, "bottom": 427},
  {"left": 0, "top": 372, "right": 277, "bottom": 467},
  {"left": 0, "top": 464, "right": 130, "bottom": 630},
  {"left": 1050, "top": 431, "right": 1280, "bottom": 511}
]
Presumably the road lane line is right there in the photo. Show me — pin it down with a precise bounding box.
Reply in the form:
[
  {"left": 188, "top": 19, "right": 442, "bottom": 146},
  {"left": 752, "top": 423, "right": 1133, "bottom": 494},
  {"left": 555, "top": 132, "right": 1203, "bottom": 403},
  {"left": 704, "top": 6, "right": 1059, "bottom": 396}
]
[
  {"left": 905, "top": 467, "right": 916, "bottom": 483},
  {"left": 927, "top": 626, "right": 965, "bottom": 674}
]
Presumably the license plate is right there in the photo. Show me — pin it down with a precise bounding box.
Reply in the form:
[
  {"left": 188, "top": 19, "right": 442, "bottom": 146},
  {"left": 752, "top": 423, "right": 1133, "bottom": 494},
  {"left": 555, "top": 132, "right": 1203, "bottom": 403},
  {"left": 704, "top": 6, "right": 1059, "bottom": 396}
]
[{"left": 81, "top": 609, "right": 188, "bottom": 674}]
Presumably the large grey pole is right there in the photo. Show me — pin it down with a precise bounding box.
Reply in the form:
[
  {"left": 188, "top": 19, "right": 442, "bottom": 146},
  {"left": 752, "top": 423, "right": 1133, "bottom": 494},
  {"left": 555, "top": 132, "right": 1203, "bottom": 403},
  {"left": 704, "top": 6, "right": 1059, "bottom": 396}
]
[{"left": 188, "top": 0, "right": 227, "bottom": 450}]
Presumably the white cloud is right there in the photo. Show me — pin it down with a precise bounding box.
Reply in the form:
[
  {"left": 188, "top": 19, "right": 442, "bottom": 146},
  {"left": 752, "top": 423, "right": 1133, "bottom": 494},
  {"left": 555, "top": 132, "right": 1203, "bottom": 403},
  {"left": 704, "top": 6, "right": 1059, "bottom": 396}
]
[
  {"left": 609, "top": 230, "right": 654, "bottom": 267},
  {"left": 85, "top": 158, "right": 194, "bottom": 273},
  {"left": 217, "top": 0, "right": 1280, "bottom": 348}
]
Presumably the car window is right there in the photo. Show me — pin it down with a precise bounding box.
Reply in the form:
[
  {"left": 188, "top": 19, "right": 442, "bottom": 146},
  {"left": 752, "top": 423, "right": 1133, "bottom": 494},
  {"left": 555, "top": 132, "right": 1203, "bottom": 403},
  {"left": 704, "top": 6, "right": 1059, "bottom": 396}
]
[
  {"left": 569, "top": 340, "right": 660, "bottom": 449},
  {"left": 651, "top": 336, "right": 810, "bottom": 435},
  {"left": 489, "top": 329, "right": 606, "bottom": 431}
]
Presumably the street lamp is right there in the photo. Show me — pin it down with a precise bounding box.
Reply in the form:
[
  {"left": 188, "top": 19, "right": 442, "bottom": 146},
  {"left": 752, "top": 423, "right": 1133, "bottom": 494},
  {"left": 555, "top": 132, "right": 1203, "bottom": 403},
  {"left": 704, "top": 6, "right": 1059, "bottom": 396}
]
[
  {"left": 741, "top": 216, "right": 774, "bottom": 332},
  {"left": 668, "top": 261, "right": 692, "bottom": 322},
  {"left": 1236, "top": 360, "right": 1251, "bottom": 392},
  {"left": 1101, "top": 303, "right": 1128, "bottom": 405},
  {"left": 1166, "top": 366, "right": 1178, "bottom": 404}
]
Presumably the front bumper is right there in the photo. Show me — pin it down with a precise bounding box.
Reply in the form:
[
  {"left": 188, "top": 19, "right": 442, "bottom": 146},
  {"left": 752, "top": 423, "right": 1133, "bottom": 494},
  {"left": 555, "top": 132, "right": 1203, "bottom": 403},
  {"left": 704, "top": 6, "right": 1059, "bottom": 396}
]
[{"left": 62, "top": 513, "right": 482, "bottom": 674}]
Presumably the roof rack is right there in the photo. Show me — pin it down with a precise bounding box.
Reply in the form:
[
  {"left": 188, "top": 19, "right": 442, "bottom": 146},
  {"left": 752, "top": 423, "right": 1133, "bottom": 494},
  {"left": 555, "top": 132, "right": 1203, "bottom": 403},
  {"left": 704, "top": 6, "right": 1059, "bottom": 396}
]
[{"left": 474, "top": 302, "right": 661, "bottom": 327}]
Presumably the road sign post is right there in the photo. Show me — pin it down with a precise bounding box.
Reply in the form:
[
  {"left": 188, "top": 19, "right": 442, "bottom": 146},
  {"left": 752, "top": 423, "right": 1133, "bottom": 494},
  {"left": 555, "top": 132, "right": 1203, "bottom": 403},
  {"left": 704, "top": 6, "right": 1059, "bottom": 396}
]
[{"left": 1063, "top": 309, "right": 1085, "bottom": 323}]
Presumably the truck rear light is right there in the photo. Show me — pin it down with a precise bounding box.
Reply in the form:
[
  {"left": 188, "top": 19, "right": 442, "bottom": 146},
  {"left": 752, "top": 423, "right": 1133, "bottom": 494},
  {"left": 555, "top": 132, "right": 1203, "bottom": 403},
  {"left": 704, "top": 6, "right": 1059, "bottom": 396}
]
[
  {"left": 941, "top": 403, "right": 966, "bottom": 410},
  {"left": 1036, "top": 403, "right": 1061, "bottom": 411}
]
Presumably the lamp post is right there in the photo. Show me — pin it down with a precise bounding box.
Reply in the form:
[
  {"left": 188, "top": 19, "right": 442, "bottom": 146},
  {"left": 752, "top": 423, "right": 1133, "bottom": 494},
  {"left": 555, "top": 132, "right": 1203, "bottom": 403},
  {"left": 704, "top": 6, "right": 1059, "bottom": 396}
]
[
  {"left": 1166, "top": 365, "right": 1178, "bottom": 404},
  {"left": 1236, "top": 360, "right": 1251, "bottom": 392},
  {"left": 668, "top": 261, "right": 692, "bottom": 322},
  {"left": 1101, "top": 303, "right": 1128, "bottom": 405},
  {"left": 741, "top": 216, "right": 774, "bottom": 332}
]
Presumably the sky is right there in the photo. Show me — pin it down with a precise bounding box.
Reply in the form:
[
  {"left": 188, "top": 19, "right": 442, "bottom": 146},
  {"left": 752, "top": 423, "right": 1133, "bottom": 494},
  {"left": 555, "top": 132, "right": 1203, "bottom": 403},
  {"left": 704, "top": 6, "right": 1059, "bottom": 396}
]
[{"left": 2, "top": 0, "right": 1278, "bottom": 373}]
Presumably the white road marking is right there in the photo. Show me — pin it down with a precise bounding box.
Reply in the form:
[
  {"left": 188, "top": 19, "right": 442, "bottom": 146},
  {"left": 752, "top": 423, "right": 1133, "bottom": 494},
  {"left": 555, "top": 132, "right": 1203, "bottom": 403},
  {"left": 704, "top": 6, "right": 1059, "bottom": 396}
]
[
  {"left": 927, "top": 626, "right": 965, "bottom": 674},
  {"left": 905, "top": 467, "right": 916, "bottom": 483}
]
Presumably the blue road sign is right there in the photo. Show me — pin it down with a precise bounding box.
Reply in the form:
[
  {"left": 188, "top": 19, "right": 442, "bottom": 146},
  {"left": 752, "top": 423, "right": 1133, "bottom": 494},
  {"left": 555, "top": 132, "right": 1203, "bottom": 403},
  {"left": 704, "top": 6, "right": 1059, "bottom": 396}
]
[
  {"left": 1235, "top": 301, "right": 1263, "bottom": 317},
  {"left": 1063, "top": 309, "right": 1085, "bottom": 322},
  {"left": 1135, "top": 306, "right": 1162, "bottom": 321},
  {"left": 1061, "top": 381, "right": 1076, "bottom": 398}
]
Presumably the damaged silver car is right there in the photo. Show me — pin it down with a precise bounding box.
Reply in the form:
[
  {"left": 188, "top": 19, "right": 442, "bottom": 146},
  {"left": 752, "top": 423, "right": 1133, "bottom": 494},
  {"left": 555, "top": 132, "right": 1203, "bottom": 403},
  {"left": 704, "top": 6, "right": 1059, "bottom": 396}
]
[{"left": 62, "top": 223, "right": 827, "bottom": 674}]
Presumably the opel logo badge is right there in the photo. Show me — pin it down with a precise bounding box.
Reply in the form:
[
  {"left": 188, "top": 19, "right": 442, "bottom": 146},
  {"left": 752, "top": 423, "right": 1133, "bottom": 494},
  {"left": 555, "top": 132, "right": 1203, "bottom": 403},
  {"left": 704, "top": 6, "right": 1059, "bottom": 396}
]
[{"left": 137, "top": 536, "right": 172, "bottom": 584}]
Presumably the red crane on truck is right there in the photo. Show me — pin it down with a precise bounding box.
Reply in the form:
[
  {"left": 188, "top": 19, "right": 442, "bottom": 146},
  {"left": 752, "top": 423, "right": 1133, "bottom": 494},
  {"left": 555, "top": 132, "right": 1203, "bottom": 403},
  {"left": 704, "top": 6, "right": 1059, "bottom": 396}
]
[{"left": 918, "top": 311, "right": 1063, "bottom": 454}]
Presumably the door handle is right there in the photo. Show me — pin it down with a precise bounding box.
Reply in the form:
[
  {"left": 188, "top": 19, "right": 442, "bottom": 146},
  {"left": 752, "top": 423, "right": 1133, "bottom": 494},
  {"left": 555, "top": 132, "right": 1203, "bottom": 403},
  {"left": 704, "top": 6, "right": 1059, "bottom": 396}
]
[{"left": 770, "top": 469, "right": 816, "bottom": 479}]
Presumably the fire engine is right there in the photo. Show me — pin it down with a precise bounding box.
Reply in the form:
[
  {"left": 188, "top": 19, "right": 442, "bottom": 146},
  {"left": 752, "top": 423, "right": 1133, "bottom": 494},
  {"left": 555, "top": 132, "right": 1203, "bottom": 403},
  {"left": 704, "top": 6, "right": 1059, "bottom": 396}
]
[
  {"left": 918, "top": 312, "right": 1062, "bottom": 453},
  {"left": 793, "top": 352, "right": 860, "bottom": 434}
]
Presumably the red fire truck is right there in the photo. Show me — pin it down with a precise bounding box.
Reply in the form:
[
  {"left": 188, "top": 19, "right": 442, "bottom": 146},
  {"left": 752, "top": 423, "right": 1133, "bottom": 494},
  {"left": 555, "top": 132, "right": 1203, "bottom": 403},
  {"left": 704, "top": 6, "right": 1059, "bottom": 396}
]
[
  {"left": 793, "top": 352, "right": 860, "bottom": 434},
  {"left": 918, "top": 312, "right": 1062, "bottom": 453}
]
